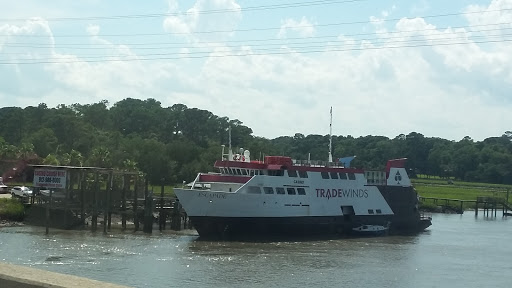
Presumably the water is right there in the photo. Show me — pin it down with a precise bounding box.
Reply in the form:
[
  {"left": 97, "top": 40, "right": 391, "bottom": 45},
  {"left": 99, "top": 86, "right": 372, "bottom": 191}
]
[{"left": 1, "top": 212, "right": 511, "bottom": 288}]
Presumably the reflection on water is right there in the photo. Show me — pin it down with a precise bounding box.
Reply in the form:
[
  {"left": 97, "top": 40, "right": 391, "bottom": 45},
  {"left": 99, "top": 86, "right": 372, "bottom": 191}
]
[{"left": 1, "top": 212, "right": 511, "bottom": 288}]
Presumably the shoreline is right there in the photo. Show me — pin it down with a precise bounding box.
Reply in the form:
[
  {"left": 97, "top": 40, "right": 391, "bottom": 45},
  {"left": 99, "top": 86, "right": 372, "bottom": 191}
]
[
  {"left": 0, "top": 220, "right": 23, "bottom": 227},
  {"left": 0, "top": 262, "right": 130, "bottom": 288}
]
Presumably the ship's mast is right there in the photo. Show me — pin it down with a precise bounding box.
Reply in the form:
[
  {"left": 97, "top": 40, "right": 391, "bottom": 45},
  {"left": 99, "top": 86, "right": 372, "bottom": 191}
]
[
  {"left": 228, "top": 126, "right": 233, "bottom": 161},
  {"left": 328, "top": 106, "right": 333, "bottom": 163}
]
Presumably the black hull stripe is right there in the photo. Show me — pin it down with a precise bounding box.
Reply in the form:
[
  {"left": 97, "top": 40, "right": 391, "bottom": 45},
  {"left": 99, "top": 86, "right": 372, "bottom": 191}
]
[{"left": 189, "top": 215, "right": 430, "bottom": 240}]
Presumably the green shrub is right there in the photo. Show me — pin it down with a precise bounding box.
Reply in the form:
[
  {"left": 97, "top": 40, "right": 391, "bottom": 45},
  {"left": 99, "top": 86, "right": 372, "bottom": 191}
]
[{"left": 0, "top": 198, "right": 25, "bottom": 221}]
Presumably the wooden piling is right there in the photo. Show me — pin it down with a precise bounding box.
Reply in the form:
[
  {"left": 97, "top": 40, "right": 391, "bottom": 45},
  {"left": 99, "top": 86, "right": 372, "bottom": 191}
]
[
  {"left": 159, "top": 182, "right": 165, "bottom": 231},
  {"left": 133, "top": 176, "right": 139, "bottom": 232},
  {"left": 92, "top": 171, "right": 99, "bottom": 231},
  {"left": 506, "top": 189, "right": 510, "bottom": 215},
  {"left": 143, "top": 179, "right": 153, "bottom": 234},
  {"left": 80, "top": 171, "right": 85, "bottom": 227},
  {"left": 171, "top": 200, "right": 182, "bottom": 231},
  {"left": 121, "top": 175, "right": 127, "bottom": 230},
  {"left": 45, "top": 189, "right": 53, "bottom": 235},
  {"left": 103, "top": 172, "right": 111, "bottom": 234}
]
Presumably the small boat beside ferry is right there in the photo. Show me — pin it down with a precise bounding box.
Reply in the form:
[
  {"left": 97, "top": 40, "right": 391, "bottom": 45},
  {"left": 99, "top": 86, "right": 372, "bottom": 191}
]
[{"left": 352, "top": 224, "right": 389, "bottom": 236}]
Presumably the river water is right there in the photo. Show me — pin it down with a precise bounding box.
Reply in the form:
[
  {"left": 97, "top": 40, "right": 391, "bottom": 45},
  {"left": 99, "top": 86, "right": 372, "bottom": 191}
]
[{"left": 0, "top": 212, "right": 511, "bottom": 288}]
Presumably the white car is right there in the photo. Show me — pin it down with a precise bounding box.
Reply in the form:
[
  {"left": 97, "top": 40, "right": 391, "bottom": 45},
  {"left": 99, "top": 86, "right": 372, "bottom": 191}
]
[
  {"left": 11, "top": 186, "right": 33, "bottom": 198},
  {"left": 0, "top": 177, "right": 8, "bottom": 193},
  {"left": 0, "top": 183, "right": 8, "bottom": 194},
  {"left": 39, "top": 189, "right": 66, "bottom": 199}
]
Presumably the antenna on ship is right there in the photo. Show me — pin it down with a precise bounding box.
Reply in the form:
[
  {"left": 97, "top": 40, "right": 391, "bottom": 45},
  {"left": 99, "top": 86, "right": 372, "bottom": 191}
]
[
  {"left": 328, "top": 106, "right": 333, "bottom": 163},
  {"left": 228, "top": 126, "right": 233, "bottom": 161}
]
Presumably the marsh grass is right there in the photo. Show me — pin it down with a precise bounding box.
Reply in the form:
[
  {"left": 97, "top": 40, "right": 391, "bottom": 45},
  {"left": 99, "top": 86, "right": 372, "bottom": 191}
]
[{"left": 414, "top": 178, "right": 512, "bottom": 211}]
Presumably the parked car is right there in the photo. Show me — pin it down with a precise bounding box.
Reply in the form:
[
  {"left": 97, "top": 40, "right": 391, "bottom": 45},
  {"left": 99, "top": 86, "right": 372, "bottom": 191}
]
[
  {"left": 0, "top": 177, "right": 8, "bottom": 193},
  {"left": 11, "top": 186, "right": 33, "bottom": 198},
  {"left": 39, "top": 189, "right": 66, "bottom": 199}
]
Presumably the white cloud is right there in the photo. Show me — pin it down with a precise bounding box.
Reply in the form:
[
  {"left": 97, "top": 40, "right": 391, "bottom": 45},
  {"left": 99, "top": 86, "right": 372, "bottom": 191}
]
[
  {"left": 163, "top": 0, "right": 242, "bottom": 42},
  {"left": 278, "top": 17, "right": 316, "bottom": 38},
  {"left": 86, "top": 24, "right": 100, "bottom": 36},
  {"left": 465, "top": 0, "right": 512, "bottom": 27},
  {"left": 1, "top": 1, "right": 512, "bottom": 142}
]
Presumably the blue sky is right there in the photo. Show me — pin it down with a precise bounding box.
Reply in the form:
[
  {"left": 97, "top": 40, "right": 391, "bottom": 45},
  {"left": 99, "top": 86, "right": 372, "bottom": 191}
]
[{"left": 1, "top": 0, "right": 511, "bottom": 141}]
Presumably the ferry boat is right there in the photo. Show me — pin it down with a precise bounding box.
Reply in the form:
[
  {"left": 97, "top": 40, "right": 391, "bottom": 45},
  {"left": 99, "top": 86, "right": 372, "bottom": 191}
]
[
  {"left": 175, "top": 109, "right": 430, "bottom": 239},
  {"left": 174, "top": 146, "right": 432, "bottom": 240}
]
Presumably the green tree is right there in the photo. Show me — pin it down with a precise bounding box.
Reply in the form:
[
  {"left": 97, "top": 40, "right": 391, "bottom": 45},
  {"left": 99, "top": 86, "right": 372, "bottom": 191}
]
[
  {"left": 61, "top": 149, "right": 84, "bottom": 166},
  {"left": 87, "top": 147, "right": 112, "bottom": 167},
  {"left": 42, "top": 154, "right": 60, "bottom": 165},
  {"left": 26, "top": 128, "right": 59, "bottom": 158}
]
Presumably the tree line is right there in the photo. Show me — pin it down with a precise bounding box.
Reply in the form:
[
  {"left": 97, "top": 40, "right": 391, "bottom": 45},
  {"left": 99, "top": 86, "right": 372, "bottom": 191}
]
[{"left": 0, "top": 98, "right": 511, "bottom": 185}]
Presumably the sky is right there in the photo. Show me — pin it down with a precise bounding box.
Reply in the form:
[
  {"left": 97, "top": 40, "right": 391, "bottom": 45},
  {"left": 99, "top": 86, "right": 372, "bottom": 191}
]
[{"left": 1, "top": 0, "right": 511, "bottom": 141}]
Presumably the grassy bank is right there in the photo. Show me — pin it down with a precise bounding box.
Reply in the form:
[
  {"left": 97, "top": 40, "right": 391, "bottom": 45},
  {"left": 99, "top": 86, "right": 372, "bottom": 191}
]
[
  {"left": 0, "top": 198, "right": 25, "bottom": 221},
  {"left": 413, "top": 178, "right": 512, "bottom": 211}
]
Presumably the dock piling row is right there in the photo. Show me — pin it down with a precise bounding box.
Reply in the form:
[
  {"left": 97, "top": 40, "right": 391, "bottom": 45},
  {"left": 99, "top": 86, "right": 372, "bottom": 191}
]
[{"left": 27, "top": 166, "right": 189, "bottom": 234}]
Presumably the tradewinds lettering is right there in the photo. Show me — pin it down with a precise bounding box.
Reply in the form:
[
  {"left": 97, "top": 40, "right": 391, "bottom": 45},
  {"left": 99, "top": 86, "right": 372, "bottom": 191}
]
[
  {"left": 315, "top": 188, "right": 368, "bottom": 199},
  {"left": 198, "top": 192, "right": 226, "bottom": 199}
]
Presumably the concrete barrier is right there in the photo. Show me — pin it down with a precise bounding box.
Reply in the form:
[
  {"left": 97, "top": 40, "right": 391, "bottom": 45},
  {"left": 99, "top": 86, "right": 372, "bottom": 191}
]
[{"left": 0, "top": 262, "right": 130, "bottom": 288}]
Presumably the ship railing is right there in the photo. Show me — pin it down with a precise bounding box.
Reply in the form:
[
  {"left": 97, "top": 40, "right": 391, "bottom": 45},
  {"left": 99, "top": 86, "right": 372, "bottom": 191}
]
[{"left": 292, "top": 159, "right": 344, "bottom": 168}]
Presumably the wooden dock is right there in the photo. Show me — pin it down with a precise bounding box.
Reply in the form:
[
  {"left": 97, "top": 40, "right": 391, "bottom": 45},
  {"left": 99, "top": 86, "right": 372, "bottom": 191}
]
[
  {"left": 419, "top": 193, "right": 512, "bottom": 217},
  {"left": 22, "top": 165, "right": 190, "bottom": 234}
]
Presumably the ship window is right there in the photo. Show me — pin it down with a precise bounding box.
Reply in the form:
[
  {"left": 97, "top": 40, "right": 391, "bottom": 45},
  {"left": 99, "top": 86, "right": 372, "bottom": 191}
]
[
  {"left": 236, "top": 169, "right": 242, "bottom": 175},
  {"left": 263, "top": 187, "right": 274, "bottom": 194},
  {"left": 270, "top": 170, "right": 284, "bottom": 176},
  {"left": 321, "top": 172, "right": 329, "bottom": 179},
  {"left": 348, "top": 173, "right": 356, "bottom": 180},
  {"left": 376, "top": 209, "right": 382, "bottom": 214},
  {"left": 297, "top": 188, "right": 306, "bottom": 195},
  {"left": 276, "top": 187, "right": 286, "bottom": 195},
  {"left": 286, "top": 188, "right": 296, "bottom": 195},
  {"left": 298, "top": 171, "right": 308, "bottom": 178},
  {"left": 368, "top": 209, "right": 374, "bottom": 214},
  {"left": 330, "top": 172, "right": 338, "bottom": 179},
  {"left": 287, "top": 170, "right": 298, "bottom": 177},
  {"left": 339, "top": 173, "right": 347, "bottom": 180},
  {"left": 249, "top": 170, "right": 255, "bottom": 176},
  {"left": 247, "top": 186, "right": 261, "bottom": 194},
  {"left": 241, "top": 169, "right": 248, "bottom": 175}
]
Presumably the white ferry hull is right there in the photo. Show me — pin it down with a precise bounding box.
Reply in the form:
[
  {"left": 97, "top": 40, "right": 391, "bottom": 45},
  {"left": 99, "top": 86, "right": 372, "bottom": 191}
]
[
  {"left": 174, "top": 157, "right": 431, "bottom": 239},
  {"left": 175, "top": 185, "right": 429, "bottom": 240}
]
